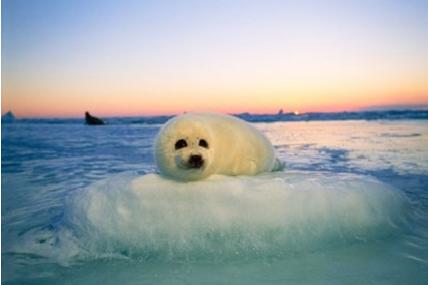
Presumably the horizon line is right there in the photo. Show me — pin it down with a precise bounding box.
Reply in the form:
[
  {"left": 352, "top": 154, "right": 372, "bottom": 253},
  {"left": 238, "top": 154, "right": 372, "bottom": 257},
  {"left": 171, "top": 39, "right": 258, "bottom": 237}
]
[{"left": 4, "top": 106, "right": 428, "bottom": 119}]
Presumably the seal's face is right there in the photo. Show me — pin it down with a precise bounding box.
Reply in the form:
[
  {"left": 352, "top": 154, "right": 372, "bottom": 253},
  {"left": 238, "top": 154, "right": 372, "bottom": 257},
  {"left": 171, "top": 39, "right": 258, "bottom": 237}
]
[
  {"left": 155, "top": 117, "right": 215, "bottom": 181},
  {"left": 174, "top": 138, "right": 209, "bottom": 170}
]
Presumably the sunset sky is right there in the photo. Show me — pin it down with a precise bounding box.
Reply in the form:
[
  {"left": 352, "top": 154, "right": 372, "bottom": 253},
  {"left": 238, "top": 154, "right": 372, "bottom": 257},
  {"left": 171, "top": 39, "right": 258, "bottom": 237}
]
[{"left": 2, "top": 0, "right": 428, "bottom": 117}]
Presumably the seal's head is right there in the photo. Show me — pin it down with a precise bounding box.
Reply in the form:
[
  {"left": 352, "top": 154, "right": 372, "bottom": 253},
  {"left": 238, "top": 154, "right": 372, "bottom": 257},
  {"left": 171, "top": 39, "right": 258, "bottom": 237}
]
[{"left": 155, "top": 115, "right": 215, "bottom": 181}]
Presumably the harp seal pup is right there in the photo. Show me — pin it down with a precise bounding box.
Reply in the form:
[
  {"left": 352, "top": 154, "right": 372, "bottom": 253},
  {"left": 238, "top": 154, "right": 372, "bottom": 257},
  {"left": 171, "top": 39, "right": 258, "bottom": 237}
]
[{"left": 154, "top": 112, "right": 282, "bottom": 181}]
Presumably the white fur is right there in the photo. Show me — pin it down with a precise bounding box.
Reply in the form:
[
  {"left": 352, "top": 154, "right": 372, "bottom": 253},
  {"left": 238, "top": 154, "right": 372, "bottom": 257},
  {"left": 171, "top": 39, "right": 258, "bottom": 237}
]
[{"left": 154, "top": 112, "right": 280, "bottom": 181}]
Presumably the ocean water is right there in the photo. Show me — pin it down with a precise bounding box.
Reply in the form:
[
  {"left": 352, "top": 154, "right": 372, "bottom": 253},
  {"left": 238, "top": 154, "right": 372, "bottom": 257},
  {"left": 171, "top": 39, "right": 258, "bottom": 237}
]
[{"left": 2, "top": 119, "right": 428, "bottom": 284}]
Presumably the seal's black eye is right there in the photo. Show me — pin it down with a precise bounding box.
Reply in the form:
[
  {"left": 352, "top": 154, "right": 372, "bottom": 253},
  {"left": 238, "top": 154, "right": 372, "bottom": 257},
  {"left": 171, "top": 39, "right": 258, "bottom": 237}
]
[
  {"left": 175, "top": 139, "right": 187, "bottom": 150},
  {"left": 199, "top": 139, "right": 209, "bottom": 148}
]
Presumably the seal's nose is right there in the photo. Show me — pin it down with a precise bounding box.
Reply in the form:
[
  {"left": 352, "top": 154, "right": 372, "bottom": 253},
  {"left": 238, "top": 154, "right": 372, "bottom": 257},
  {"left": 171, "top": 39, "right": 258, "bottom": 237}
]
[{"left": 188, "top": 154, "right": 204, "bottom": 168}]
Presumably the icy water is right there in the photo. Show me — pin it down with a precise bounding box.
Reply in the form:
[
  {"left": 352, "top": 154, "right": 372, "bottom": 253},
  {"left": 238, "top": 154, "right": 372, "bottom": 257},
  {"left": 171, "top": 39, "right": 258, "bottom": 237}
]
[{"left": 2, "top": 120, "right": 428, "bottom": 284}]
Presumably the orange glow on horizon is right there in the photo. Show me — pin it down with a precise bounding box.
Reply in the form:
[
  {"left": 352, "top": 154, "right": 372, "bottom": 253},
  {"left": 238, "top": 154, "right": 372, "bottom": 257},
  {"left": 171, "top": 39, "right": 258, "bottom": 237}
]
[
  {"left": 3, "top": 91, "right": 428, "bottom": 118},
  {"left": 2, "top": 67, "right": 427, "bottom": 118}
]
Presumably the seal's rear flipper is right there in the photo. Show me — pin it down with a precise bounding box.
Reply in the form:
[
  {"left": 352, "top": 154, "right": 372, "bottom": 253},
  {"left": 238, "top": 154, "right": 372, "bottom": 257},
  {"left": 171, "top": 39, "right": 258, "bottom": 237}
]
[{"left": 272, "top": 158, "right": 285, "bottom": 171}]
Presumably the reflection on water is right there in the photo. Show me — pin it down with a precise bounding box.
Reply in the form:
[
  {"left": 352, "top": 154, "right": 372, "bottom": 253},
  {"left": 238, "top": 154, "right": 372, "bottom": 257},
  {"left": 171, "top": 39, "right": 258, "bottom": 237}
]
[
  {"left": 262, "top": 120, "right": 428, "bottom": 175},
  {"left": 2, "top": 120, "right": 428, "bottom": 284}
]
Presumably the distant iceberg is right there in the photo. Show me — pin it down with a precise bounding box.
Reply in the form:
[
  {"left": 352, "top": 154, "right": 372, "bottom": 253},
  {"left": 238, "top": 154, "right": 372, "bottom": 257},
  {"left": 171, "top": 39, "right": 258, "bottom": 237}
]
[
  {"left": 235, "top": 109, "right": 428, "bottom": 122},
  {"left": 85, "top": 111, "right": 105, "bottom": 125},
  {"left": 1, "top": 111, "right": 15, "bottom": 123}
]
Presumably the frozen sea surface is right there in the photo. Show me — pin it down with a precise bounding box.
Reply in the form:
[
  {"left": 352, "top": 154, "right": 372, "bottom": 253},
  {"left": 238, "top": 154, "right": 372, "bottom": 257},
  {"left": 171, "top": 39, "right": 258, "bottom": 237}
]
[{"left": 2, "top": 120, "right": 428, "bottom": 284}]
